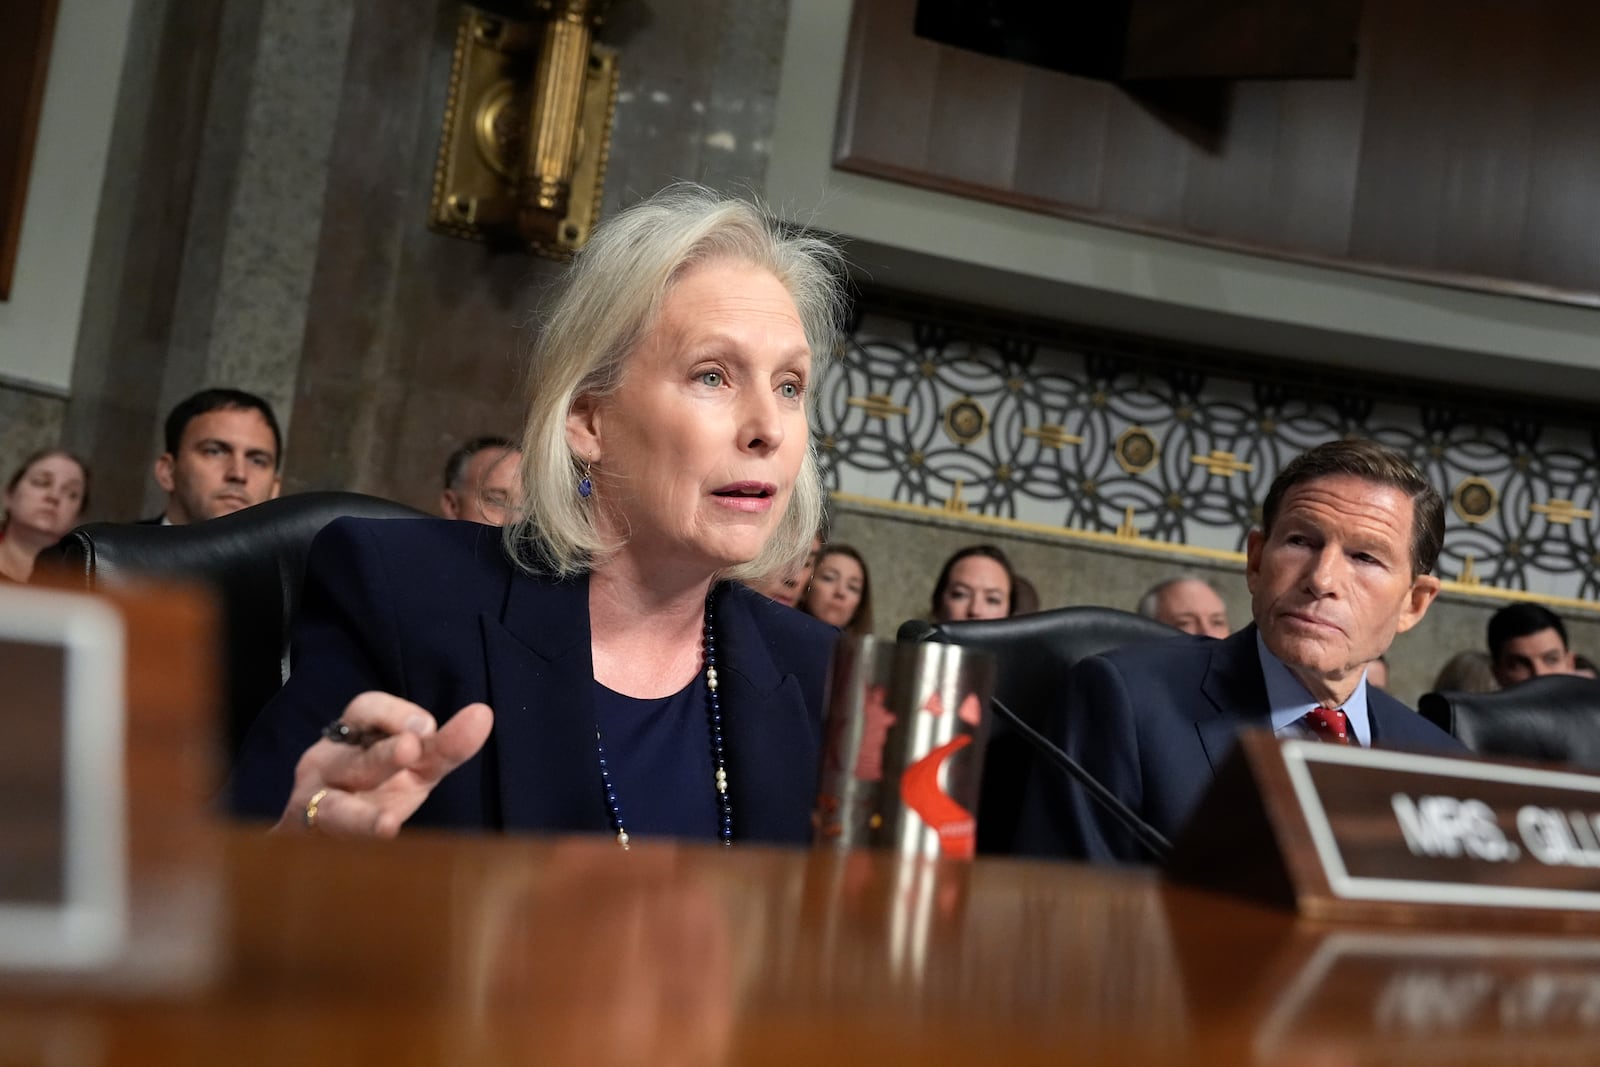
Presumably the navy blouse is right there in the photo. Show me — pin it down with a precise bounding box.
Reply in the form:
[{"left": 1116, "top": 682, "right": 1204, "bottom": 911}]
[{"left": 590, "top": 673, "right": 718, "bottom": 841}]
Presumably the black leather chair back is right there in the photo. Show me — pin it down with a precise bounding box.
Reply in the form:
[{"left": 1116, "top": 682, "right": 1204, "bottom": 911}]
[
  {"left": 1419, "top": 675, "right": 1600, "bottom": 771},
  {"left": 41, "top": 491, "right": 429, "bottom": 766},
  {"left": 903, "top": 606, "right": 1177, "bottom": 853}
]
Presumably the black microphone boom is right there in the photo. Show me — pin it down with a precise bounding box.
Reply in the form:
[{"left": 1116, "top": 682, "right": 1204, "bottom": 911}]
[{"left": 990, "top": 695, "right": 1172, "bottom": 862}]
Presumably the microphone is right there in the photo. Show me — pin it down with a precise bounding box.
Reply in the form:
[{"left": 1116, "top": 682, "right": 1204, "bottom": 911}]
[
  {"left": 896, "top": 618, "right": 936, "bottom": 642},
  {"left": 988, "top": 694, "right": 1171, "bottom": 863},
  {"left": 897, "top": 619, "right": 1170, "bottom": 862}
]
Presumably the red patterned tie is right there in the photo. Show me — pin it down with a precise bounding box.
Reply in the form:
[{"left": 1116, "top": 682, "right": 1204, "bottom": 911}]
[{"left": 1305, "top": 706, "right": 1353, "bottom": 745}]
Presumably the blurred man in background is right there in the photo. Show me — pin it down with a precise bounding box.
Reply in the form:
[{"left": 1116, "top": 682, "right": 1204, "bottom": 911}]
[
  {"left": 1488, "top": 603, "right": 1577, "bottom": 687},
  {"left": 1136, "top": 575, "right": 1230, "bottom": 638},
  {"left": 440, "top": 436, "right": 522, "bottom": 526}
]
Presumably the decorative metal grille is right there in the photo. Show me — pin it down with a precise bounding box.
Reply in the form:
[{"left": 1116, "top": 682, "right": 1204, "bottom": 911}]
[{"left": 814, "top": 300, "right": 1600, "bottom": 603}]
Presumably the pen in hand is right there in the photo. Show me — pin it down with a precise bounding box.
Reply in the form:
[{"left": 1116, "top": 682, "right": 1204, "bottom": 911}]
[{"left": 321, "top": 720, "right": 387, "bottom": 749}]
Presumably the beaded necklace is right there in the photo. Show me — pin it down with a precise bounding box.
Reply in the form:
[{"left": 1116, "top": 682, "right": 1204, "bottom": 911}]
[{"left": 594, "top": 593, "right": 732, "bottom": 849}]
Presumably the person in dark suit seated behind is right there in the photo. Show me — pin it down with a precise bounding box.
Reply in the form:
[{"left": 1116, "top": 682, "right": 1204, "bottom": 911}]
[
  {"left": 1016, "top": 438, "right": 1461, "bottom": 864},
  {"left": 146, "top": 388, "right": 283, "bottom": 524},
  {"left": 230, "top": 185, "right": 847, "bottom": 846}
]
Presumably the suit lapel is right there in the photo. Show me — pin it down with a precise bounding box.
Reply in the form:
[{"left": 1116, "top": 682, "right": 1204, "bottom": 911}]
[
  {"left": 1194, "top": 625, "right": 1272, "bottom": 772},
  {"left": 482, "top": 569, "right": 609, "bottom": 833},
  {"left": 714, "top": 584, "right": 818, "bottom": 843},
  {"left": 1367, "top": 687, "right": 1418, "bottom": 747}
]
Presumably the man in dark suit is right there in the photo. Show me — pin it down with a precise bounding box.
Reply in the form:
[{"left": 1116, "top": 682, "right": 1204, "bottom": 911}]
[
  {"left": 144, "top": 388, "right": 282, "bottom": 524},
  {"left": 1016, "top": 439, "right": 1458, "bottom": 864}
]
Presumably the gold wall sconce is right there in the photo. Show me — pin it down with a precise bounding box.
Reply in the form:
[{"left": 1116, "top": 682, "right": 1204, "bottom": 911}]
[{"left": 430, "top": 1, "right": 619, "bottom": 258}]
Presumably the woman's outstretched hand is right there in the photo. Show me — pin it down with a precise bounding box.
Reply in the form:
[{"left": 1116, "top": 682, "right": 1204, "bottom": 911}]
[{"left": 277, "top": 691, "right": 494, "bottom": 837}]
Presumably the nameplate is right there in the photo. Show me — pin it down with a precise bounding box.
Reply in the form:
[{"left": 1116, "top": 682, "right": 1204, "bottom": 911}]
[
  {"left": 0, "top": 585, "right": 127, "bottom": 970},
  {"left": 1169, "top": 731, "right": 1600, "bottom": 927}
]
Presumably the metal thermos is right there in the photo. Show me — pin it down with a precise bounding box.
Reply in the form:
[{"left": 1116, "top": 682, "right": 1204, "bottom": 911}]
[{"left": 814, "top": 636, "right": 995, "bottom": 860}]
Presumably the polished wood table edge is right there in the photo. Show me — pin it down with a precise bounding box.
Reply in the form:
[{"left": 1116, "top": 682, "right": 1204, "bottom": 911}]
[{"left": 5, "top": 826, "right": 1600, "bottom": 1065}]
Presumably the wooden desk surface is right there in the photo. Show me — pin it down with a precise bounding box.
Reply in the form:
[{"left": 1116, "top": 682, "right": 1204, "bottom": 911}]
[
  {"left": 4, "top": 827, "right": 1600, "bottom": 1066},
  {"left": 5, "top": 582, "right": 1598, "bottom": 1063}
]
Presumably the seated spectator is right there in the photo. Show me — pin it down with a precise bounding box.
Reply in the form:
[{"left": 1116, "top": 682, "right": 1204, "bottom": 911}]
[
  {"left": 931, "top": 545, "right": 1016, "bottom": 622},
  {"left": 800, "top": 544, "right": 873, "bottom": 636},
  {"left": 150, "top": 388, "right": 282, "bottom": 524},
  {"left": 1136, "top": 575, "right": 1230, "bottom": 638},
  {"left": 0, "top": 449, "right": 89, "bottom": 583},
  {"left": 440, "top": 436, "right": 522, "bottom": 526},
  {"left": 1431, "top": 650, "right": 1497, "bottom": 694},
  {"left": 1488, "top": 603, "right": 1576, "bottom": 687},
  {"left": 1576, "top": 655, "right": 1598, "bottom": 679},
  {"left": 745, "top": 530, "right": 822, "bottom": 609}
]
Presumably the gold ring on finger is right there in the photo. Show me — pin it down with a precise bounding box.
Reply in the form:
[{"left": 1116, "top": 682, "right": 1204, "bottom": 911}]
[{"left": 304, "top": 787, "right": 330, "bottom": 830}]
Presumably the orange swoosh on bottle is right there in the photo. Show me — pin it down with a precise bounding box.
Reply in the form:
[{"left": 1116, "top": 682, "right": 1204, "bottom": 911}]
[{"left": 899, "top": 735, "right": 975, "bottom": 859}]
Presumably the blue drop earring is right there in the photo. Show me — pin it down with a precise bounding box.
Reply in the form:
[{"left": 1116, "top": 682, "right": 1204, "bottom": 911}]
[{"left": 577, "top": 457, "right": 593, "bottom": 499}]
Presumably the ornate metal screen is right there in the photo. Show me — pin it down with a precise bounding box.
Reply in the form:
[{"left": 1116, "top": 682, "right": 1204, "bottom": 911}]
[{"left": 815, "top": 297, "right": 1600, "bottom": 605}]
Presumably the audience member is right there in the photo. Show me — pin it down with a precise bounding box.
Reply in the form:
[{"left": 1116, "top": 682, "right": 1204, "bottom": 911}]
[
  {"left": 150, "top": 388, "right": 282, "bottom": 524},
  {"left": 746, "top": 530, "right": 822, "bottom": 609},
  {"left": 930, "top": 544, "right": 1016, "bottom": 622},
  {"left": 1431, "top": 650, "right": 1497, "bottom": 694},
  {"left": 1367, "top": 654, "right": 1389, "bottom": 690},
  {"left": 1012, "top": 574, "right": 1041, "bottom": 616},
  {"left": 0, "top": 449, "right": 89, "bottom": 583},
  {"left": 229, "top": 184, "right": 847, "bottom": 844},
  {"left": 1136, "top": 575, "right": 1229, "bottom": 638},
  {"left": 800, "top": 544, "right": 873, "bottom": 636},
  {"left": 440, "top": 436, "right": 522, "bottom": 525},
  {"left": 1487, "top": 603, "right": 1576, "bottom": 687},
  {"left": 1018, "top": 439, "right": 1457, "bottom": 864},
  {"left": 1576, "top": 655, "right": 1598, "bottom": 680}
]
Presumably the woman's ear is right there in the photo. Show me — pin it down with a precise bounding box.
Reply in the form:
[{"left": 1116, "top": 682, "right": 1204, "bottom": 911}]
[{"left": 566, "top": 393, "right": 601, "bottom": 463}]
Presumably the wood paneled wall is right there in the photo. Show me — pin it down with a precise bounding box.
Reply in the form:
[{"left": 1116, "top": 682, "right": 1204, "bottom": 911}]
[{"left": 836, "top": 0, "right": 1600, "bottom": 306}]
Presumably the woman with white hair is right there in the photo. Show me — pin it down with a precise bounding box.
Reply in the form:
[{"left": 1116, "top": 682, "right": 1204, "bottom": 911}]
[{"left": 231, "top": 185, "right": 847, "bottom": 847}]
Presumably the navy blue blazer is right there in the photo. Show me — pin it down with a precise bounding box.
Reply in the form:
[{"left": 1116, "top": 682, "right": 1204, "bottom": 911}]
[
  {"left": 230, "top": 517, "right": 836, "bottom": 844},
  {"left": 1014, "top": 625, "right": 1463, "bottom": 864}
]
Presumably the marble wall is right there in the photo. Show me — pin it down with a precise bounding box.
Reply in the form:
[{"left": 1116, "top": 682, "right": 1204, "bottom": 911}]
[
  {"left": 55, "top": 0, "right": 354, "bottom": 521},
  {"left": 0, "top": 388, "right": 68, "bottom": 490}
]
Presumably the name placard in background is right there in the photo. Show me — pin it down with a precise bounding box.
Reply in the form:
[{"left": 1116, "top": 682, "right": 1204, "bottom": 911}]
[
  {"left": 1170, "top": 732, "right": 1600, "bottom": 928},
  {"left": 0, "top": 585, "right": 126, "bottom": 970}
]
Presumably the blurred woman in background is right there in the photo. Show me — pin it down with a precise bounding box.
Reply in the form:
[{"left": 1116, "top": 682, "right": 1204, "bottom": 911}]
[
  {"left": 801, "top": 543, "right": 873, "bottom": 636},
  {"left": 0, "top": 449, "right": 89, "bottom": 583},
  {"left": 745, "top": 530, "right": 822, "bottom": 609},
  {"left": 930, "top": 544, "right": 1015, "bottom": 622}
]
